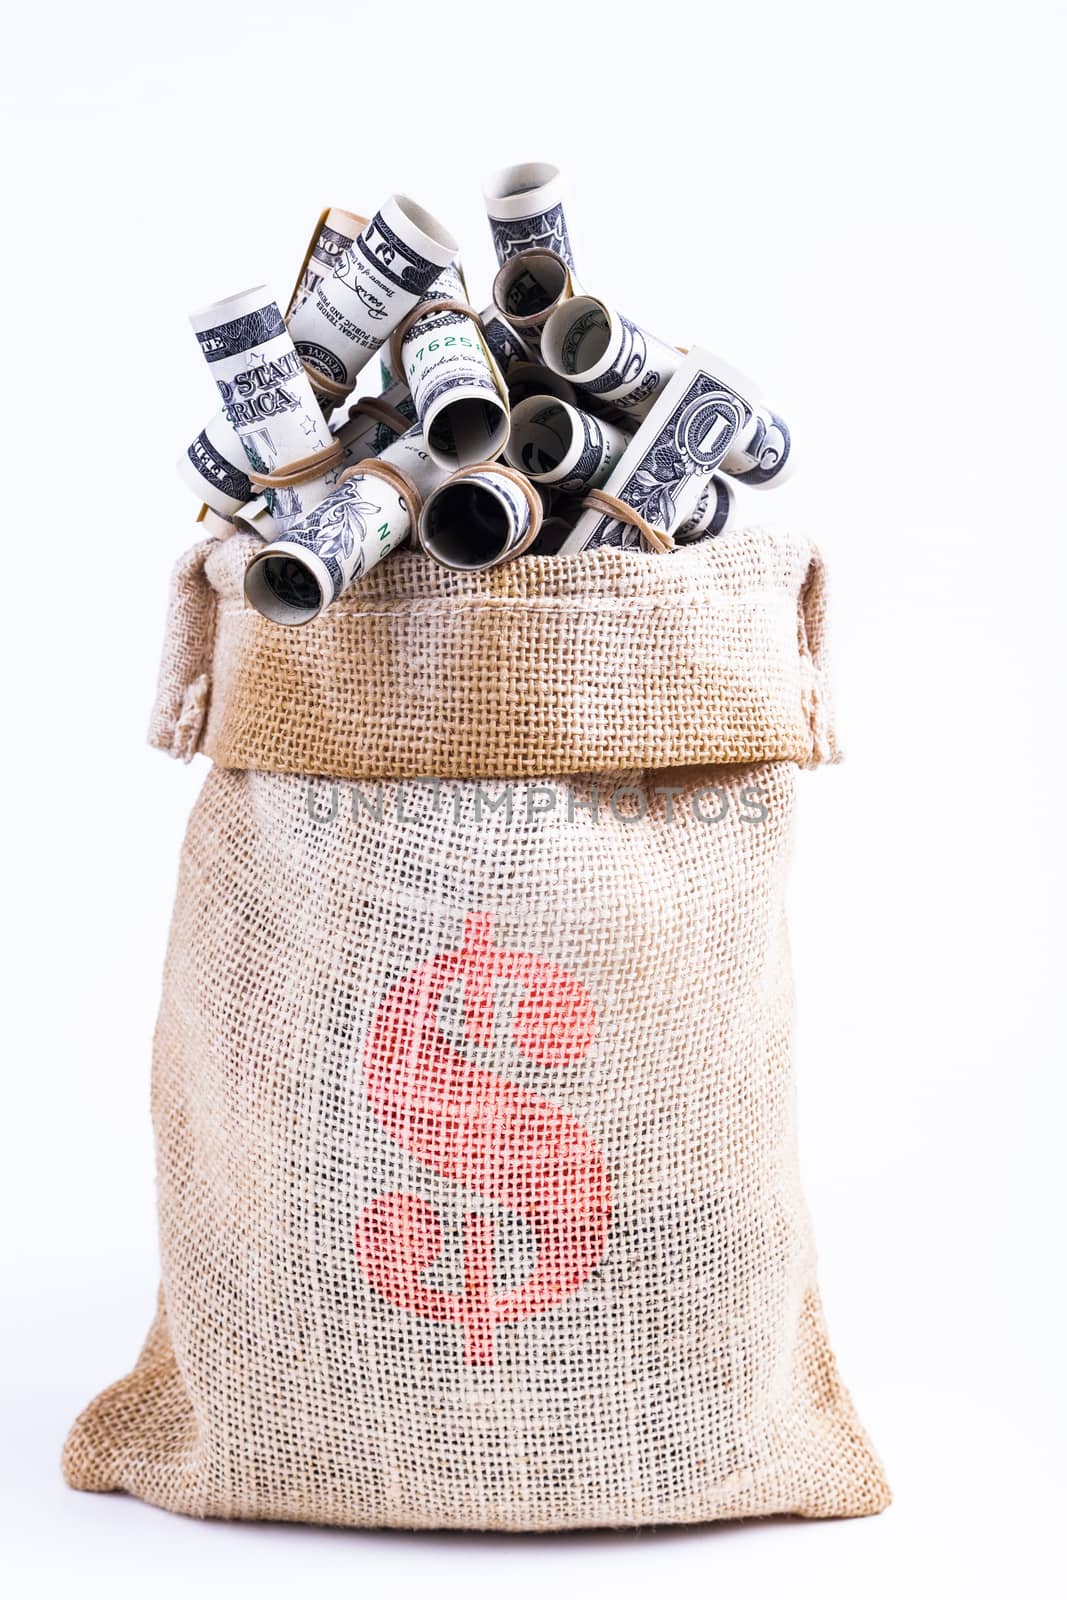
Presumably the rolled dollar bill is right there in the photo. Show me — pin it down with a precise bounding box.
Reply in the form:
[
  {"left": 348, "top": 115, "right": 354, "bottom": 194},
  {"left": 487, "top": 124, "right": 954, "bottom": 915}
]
[
  {"left": 720, "top": 406, "right": 793, "bottom": 488},
  {"left": 287, "top": 207, "right": 368, "bottom": 318},
  {"left": 338, "top": 382, "right": 418, "bottom": 458},
  {"left": 377, "top": 255, "right": 474, "bottom": 392},
  {"left": 190, "top": 286, "right": 339, "bottom": 534},
  {"left": 480, "top": 305, "right": 534, "bottom": 380},
  {"left": 556, "top": 348, "right": 750, "bottom": 554},
  {"left": 483, "top": 161, "right": 575, "bottom": 270},
  {"left": 231, "top": 499, "right": 277, "bottom": 540},
  {"left": 232, "top": 380, "right": 417, "bottom": 539},
  {"left": 198, "top": 505, "right": 239, "bottom": 539},
  {"left": 671, "top": 474, "right": 735, "bottom": 543},
  {"left": 541, "top": 296, "right": 682, "bottom": 418},
  {"left": 505, "top": 396, "right": 628, "bottom": 493},
  {"left": 492, "top": 248, "right": 576, "bottom": 344},
  {"left": 181, "top": 207, "right": 367, "bottom": 516},
  {"left": 392, "top": 263, "right": 509, "bottom": 469},
  {"left": 178, "top": 406, "right": 256, "bottom": 518},
  {"left": 244, "top": 425, "right": 447, "bottom": 625},
  {"left": 287, "top": 195, "right": 458, "bottom": 403},
  {"left": 418, "top": 463, "right": 544, "bottom": 572}
]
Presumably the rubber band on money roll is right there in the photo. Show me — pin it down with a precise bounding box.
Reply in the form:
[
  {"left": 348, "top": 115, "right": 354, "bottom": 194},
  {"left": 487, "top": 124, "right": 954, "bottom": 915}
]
[
  {"left": 388, "top": 300, "right": 506, "bottom": 404},
  {"left": 243, "top": 454, "right": 422, "bottom": 628},
  {"left": 344, "top": 395, "right": 412, "bottom": 437},
  {"left": 301, "top": 364, "right": 352, "bottom": 406},
  {"left": 339, "top": 456, "right": 425, "bottom": 532},
  {"left": 419, "top": 461, "right": 544, "bottom": 572},
  {"left": 580, "top": 489, "right": 675, "bottom": 554},
  {"left": 246, "top": 439, "right": 346, "bottom": 491},
  {"left": 454, "top": 462, "right": 543, "bottom": 547}
]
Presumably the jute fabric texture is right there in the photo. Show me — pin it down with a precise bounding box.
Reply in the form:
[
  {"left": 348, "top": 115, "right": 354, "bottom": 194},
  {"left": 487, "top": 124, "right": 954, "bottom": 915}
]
[
  {"left": 146, "top": 526, "right": 838, "bottom": 777},
  {"left": 63, "top": 527, "right": 887, "bottom": 1530}
]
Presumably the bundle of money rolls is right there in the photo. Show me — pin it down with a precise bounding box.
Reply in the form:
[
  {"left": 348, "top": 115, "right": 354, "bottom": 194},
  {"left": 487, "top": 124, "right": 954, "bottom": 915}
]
[{"left": 182, "top": 163, "right": 793, "bottom": 625}]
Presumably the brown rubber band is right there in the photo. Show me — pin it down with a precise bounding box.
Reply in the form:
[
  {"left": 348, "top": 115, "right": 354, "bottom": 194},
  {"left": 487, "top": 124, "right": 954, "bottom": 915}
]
[
  {"left": 439, "top": 461, "right": 544, "bottom": 555},
  {"left": 192, "top": 212, "right": 369, "bottom": 520},
  {"left": 303, "top": 365, "right": 352, "bottom": 404},
  {"left": 580, "top": 489, "right": 675, "bottom": 553},
  {"left": 389, "top": 299, "right": 503, "bottom": 400},
  {"left": 344, "top": 395, "right": 412, "bottom": 436},
  {"left": 246, "top": 438, "right": 346, "bottom": 491},
  {"left": 337, "top": 456, "right": 425, "bottom": 529}
]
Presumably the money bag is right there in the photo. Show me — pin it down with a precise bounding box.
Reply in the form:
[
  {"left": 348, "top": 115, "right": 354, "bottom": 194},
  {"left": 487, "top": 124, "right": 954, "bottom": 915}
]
[{"left": 62, "top": 528, "right": 890, "bottom": 1531}]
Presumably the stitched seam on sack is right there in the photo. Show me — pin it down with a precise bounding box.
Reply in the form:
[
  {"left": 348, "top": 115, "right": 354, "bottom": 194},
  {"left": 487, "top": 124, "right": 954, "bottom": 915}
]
[{"left": 214, "top": 592, "right": 797, "bottom": 622}]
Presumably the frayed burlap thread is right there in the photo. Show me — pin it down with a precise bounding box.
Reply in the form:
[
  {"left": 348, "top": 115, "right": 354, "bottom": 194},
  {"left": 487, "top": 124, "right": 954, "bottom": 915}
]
[{"left": 66, "top": 527, "right": 887, "bottom": 1531}]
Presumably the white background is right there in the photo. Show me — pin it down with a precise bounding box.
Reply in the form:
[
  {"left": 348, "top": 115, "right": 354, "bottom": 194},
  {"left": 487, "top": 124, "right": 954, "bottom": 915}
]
[{"left": 1, "top": 1, "right": 1064, "bottom": 1594}]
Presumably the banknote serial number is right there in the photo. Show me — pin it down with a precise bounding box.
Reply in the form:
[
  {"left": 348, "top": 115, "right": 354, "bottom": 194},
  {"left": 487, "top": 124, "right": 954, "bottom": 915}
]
[{"left": 405, "top": 334, "right": 476, "bottom": 379}]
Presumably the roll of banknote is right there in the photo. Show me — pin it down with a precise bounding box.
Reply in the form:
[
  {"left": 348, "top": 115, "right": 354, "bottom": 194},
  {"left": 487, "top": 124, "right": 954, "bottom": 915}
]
[
  {"left": 375, "top": 257, "right": 476, "bottom": 395},
  {"left": 287, "top": 195, "right": 458, "bottom": 401},
  {"left": 244, "top": 425, "right": 447, "bottom": 625},
  {"left": 190, "top": 286, "right": 338, "bottom": 534},
  {"left": 555, "top": 348, "right": 750, "bottom": 554},
  {"left": 394, "top": 262, "right": 509, "bottom": 469},
  {"left": 483, "top": 162, "right": 575, "bottom": 270},
  {"left": 198, "top": 505, "right": 238, "bottom": 539},
  {"left": 418, "top": 463, "right": 543, "bottom": 572},
  {"left": 340, "top": 380, "right": 418, "bottom": 455},
  {"left": 505, "top": 396, "right": 628, "bottom": 494},
  {"left": 720, "top": 406, "right": 793, "bottom": 488},
  {"left": 182, "top": 208, "right": 370, "bottom": 515},
  {"left": 288, "top": 207, "right": 368, "bottom": 318},
  {"left": 232, "top": 498, "right": 278, "bottom": 540},
  {"left": 178, "top": 405, "right": 257, "bottom": 518},
  {"left": 232, "top": 380, "right": 417, "bottom": 539},
  {"left": 541, "top": 296, "right": 682, "bottom": 418},
  {"left": 671, "top": 473, "right": 735, "bottom": 542},
  {"left": 480, "top": 306, "right": 534, "bottom": 380},
  {"left": 492, "top": 248, "right": 576, "bottom": 343}
]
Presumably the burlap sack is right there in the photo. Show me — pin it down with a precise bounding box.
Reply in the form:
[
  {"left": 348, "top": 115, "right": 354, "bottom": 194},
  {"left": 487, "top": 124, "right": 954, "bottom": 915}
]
[{"left": 63, "top": 527, "right": 889, "bottom": 1530}]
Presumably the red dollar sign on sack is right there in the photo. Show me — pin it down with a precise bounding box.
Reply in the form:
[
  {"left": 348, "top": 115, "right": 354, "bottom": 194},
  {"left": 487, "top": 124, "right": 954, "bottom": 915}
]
[{"left": 354, "top": 912, "right": 611, "bottom": 1364}]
